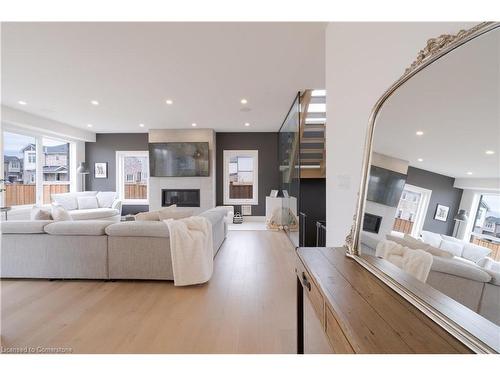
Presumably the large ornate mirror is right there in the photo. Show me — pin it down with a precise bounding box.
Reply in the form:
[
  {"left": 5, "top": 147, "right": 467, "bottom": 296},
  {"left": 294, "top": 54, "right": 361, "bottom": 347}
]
[{"left": 350, "top": 22, "right": 500, "bottom": 353}]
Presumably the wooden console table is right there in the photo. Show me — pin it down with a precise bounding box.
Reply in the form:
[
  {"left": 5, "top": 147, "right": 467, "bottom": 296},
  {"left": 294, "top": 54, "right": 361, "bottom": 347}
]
[{"left": 296, "top": 247, "right": 473, "bottom": 353}]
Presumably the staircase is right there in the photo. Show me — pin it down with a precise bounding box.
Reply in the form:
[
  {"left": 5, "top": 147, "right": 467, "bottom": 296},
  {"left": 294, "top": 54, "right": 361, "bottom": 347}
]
[{"left": 300, "top": 89, "right": 326, "bottom": 178}]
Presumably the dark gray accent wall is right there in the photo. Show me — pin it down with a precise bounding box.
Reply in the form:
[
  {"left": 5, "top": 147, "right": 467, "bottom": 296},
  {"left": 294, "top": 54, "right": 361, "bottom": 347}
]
[
  {"left": 300, "top": 178, "right": 326, "bottom": 246},
  {"left": 216, "top": 132, "right": 279, "bottom": 216},
  {"left": 85, "top": 133, "right": 149, "bottom": 214},
  {"left": 406, "top": 166, "right": 463, "bottom": 236}
]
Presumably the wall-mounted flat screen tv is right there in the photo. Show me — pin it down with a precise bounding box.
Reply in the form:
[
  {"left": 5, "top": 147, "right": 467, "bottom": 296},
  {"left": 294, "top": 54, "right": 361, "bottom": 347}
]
[
  {"left": 149, "top": 142, "right": 209, "bottom": 177},
  {"left": 366, "top": 165, "right": 406, "bottom": 207}
]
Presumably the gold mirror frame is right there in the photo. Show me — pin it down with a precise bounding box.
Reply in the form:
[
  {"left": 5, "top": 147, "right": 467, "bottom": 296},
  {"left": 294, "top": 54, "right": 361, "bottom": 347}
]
[{"left": 346, "top": 21, "right": 500, "bottom": 354}]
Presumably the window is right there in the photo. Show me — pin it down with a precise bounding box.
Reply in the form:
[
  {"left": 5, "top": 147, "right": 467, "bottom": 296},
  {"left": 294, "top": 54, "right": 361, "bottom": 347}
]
[
  {"left": 2, "top": 132, "right": 37, "bottom": 206},
  {"left": 116, "top": 151, "right": 149, "bottom": 204},
  {"left": 42, "top": 138, "right": 71, "bottom": 203},
  {"left": 223, "top": 150, "right": 258, "bottom": 205},
  {"left": 472, "top": 194, "right": 500, "bottom": 240}
]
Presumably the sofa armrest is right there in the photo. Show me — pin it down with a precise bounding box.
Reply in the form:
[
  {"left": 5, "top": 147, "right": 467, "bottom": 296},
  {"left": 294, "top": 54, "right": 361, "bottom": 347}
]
[{"left": 112, "top": 199, "right": 122, "bottom": 215}]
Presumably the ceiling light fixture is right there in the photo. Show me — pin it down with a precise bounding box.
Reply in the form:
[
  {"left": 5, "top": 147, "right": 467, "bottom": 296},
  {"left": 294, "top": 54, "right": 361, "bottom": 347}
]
[
  {"left": 166, "top": 99, "right": 173, "bottom": 105},
  {"left": 244, "top": 122, "right": 250, "bottom": 127},
  {"left": 139, "top": 123, "right": 145, "bottom": 128},
  {"left": 87, "top": 124, "right": 93, "bottom": 128},
  {"left": 485, "top": 150, "right": 495, "bottom": 155},
  {"left": 18, "top": 100, "right": 27, "bottom": 105},
  {"left": 191, "top": 123, "right": 197, "bottom": 127},
  {"left": 417, "top": 158, "right": 423, "bottom": 162},
  {"left": 467, "top": 171, "right": 473, "bottom": 175},
  {"left": 240, "top": 98, "right": 248, "bottom": 105},
  {"left": 416, "top": 130, "right": 424, "bottom": 136},
  {"left": 91, "top": 100, "right": 99, "bottom": 106}
]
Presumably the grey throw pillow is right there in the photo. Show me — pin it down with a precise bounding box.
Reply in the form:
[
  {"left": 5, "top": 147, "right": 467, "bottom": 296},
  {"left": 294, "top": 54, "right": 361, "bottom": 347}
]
[{"left": 30, "top": 205, "right": 53, "bottom": 220}]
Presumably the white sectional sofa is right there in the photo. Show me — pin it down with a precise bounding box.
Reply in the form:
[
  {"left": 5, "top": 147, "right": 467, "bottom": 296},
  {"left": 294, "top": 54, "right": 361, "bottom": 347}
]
[
  {"left": 0, "top": 207, "right": 228, "bottom": 281},
  {"left": 360, "top": 231, "right": 500, "bottom": 325}
]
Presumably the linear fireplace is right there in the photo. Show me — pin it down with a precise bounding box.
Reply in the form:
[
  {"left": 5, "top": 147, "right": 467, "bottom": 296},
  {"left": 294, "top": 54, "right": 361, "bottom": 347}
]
[
  {"left": 363, "top": 213, "right": 382, "bottom": 234},
  {"left": 162, "top": 189, "right": 200, "bottom": 207}
]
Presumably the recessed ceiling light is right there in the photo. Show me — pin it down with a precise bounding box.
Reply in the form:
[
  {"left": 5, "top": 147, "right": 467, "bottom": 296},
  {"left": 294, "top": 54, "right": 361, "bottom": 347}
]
[
  {"left": 416, "top": 130, "right": 424, "bottom": 136},
  {"left": 165, "top": 99, "right": 173, "bottom": 105},
  {"left": 90, "top": 100, "right": 99, "bottom": 106},
  {"left": 139, "top": 123, "right": 145, "bottom": 128},
  {"left": 18, "top": 100, "right": 27, "bottom": 105},
  {"left": 87, "top": 124, "right": 93, "bottom": 128},
  {"left": 485, "top": 150, "right": 495, "bottom": 155},
  {"left": 244, "top": 122, "right": 250, "bottom": 127},
  {"left": 467, "top": 171, "right": 473, "bottom": 175},
  {"left": 191, "top": 123, "right": 197, "bottom": 127},
  {"left": 240, "top": 98, "right": 248, "bottom": 105},
  {"left": 417, "top": 158, "right": 423, "bottom": 162}
]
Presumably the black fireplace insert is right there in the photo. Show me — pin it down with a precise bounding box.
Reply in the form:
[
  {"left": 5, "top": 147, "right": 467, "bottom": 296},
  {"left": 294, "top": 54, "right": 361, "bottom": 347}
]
[
  {"left": 162, "top": 189, "right": 200, "bottom": 207},
  {"left": 363, "top": 213, "right": 382, "bottom": 234}
]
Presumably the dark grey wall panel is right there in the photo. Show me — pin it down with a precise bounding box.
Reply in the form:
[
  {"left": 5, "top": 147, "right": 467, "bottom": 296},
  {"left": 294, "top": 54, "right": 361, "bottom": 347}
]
[
  {"left": 406, "top": 166, "right": 463, "bottom": 236},
  {"left": 300, "top": 178, "right": 326, "bottom": 246},
  {"left": 85, "top": 133, "right": 149, "bottom": 213},
  {"left": 216, "top": 133, "right": 279, "bottom": 216}
]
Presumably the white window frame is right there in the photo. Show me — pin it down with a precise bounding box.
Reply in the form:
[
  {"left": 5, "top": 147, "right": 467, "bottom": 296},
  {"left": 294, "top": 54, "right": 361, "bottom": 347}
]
[
  {"left": 1, "top": 125, "right": 77, "bottom": 209},
  {"left": 223, "top": 150, "right": 258, "bottom": 205},
  {"left": 116, "top": 150, "right": 149, "bottom": 205}
]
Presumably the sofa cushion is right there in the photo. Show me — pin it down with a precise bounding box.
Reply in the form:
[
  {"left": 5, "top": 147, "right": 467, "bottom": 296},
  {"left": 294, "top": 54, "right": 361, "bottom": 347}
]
[
  {"left": 431, "top": 256, "right": 492, "bottom": 283},
  {"left": 135, "top": 211, "right": 160, "bottom": 221},
  {"left": 105, "top": 221, "right": 170, "bottom": 238},
  {"left": 96, "top": 191, "right": 117, "bottom": 208},
  {"left": 462, "top": 242, "right": 491, "bottom": 263},
  {"left": 439, "top": 239, "right": 464, "bottom": 257},
  {"left": 385, "top": 234, "right": 453, "bottom": 258},
  {"left": 70, "top": 208, "right": 119, "bottom": 220},
  {"left": 199, "top": 207, "right": 228, "bottom": 226},
  {"left": 44, "top": 220, "right": 112, "bottom": 236},
  {"left": 158, "top": 208, "right": 193, "bottom": 220},
  {"left": 52, "top": 191, "right": 97, "bottom": 210},
  {"left": 51, "top": 204, "right": 73, "bottom": 221},
  {"left": 421, "top": 231, "right": 442, "bottom": 248},
  {"left": 77, "top": 196, "right": 99, "bottom": 210},
  {"left": 1, "top": 220, "right": 53, "bottom": 234},
  {"left": 30, "top": 205, "right": 53, "bottom": 220}
]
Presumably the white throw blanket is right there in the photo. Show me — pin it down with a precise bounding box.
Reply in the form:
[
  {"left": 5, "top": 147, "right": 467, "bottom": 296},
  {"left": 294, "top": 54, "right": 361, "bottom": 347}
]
[
  {"left": 164, "top": 216, "right": 214, "bottom": 286},
  {"left": 376, "top": 240, "right": 433, "bottom": 283}
]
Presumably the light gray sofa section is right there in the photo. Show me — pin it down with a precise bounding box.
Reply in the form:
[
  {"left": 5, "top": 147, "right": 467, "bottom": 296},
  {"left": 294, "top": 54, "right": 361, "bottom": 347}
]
[{"left": 1, "top": 207, "right": 229, "bottom": 281}]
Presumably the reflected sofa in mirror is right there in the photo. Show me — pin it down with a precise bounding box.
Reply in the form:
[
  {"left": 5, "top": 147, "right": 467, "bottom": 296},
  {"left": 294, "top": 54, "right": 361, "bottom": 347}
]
[{"left": 351, "top": 23, "right": 500, "bottom": 353}]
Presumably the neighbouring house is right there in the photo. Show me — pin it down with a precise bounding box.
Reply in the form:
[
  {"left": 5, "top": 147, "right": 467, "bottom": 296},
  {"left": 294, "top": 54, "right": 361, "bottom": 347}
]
[
  {"left": 483, "top": 216, "right": 500, "bottom": 238},
  {"left": 124, "top": 156, "right": 148, "bottom": 183},
  {"left": 3, "top": 155, "right": 23, "bottom": 183},
  {"left": 3, "top": 143, "right": 69, "bottom": 184}
]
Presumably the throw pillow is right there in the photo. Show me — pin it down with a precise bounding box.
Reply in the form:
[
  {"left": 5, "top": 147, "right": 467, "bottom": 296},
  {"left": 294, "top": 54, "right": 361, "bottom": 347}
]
[
  {"left": 158, "top": 208, "right": 193, "bottom": 220},
  {"left": 51, "top": 204, "right": 72, "bottom": 221},
  {"left": 30, "top": 205, "right": 53, "bottom": 220},
  {"left": 96, "top": 191, "right": 117, "bottom": 208},
  {"left": 77, "top": 196, "right": 99, "bottom": 210},
  {"left": 52, "top": 193, "right": 78, "bottom": 211},
  {"left": 422, "top": 244, "right": 454, "bottom": 258},
  {"left": 439, "top": 239, "right": 464, "bottom": 257},
  {"left": 135, "top": 211, "right": 160, "bottom": 221},
  {"left": 462, "top": 242, "right": 491, "bottom": 263},
  {"left": 420, "top": 230, "right": 442, "bottom": 248}
]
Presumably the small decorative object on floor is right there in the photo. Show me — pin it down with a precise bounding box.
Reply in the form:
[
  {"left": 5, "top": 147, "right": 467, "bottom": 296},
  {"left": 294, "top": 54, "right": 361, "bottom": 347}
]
[
  {"left": 121, "top": 214, "right": 135, "bottom": 222},
  {"left": 233, "top": 212, "right": 243, "bottom": 224},
  {"left": 1, "top": 206, "right": 11, "bottom": 221}
]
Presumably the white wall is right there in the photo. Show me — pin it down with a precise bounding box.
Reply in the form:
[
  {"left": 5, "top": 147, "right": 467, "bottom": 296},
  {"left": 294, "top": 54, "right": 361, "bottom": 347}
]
[
  {"left": 325, "top": 22, "right": 475, "bottom": 247},
  {"left": 148, "top": 129, "right": 216, "bottom": 214}
]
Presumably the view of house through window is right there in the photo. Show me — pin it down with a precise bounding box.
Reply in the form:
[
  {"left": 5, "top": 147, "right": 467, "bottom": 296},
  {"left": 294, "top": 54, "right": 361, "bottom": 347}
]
[
  {"left": 471, "top": 194, "right": 500, "bottom": 254},
  {"left": 117, "top": 151, "right": 149, "bottom": 202},
  {"left": 3, "top": 131, "right": 37, "bottom": 206},
  {"left": 393, "top": 188, "right": 422, "bottom": 234},
  {"left": 229, "top": 156, "right": 254, "bottom": 199},
  {"left": 42, "top": 138, "right": 71, "bottom": 203}
]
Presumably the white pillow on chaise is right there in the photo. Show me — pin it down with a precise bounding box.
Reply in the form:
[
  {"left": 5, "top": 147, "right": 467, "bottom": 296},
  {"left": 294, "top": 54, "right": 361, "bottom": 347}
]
[
  {"left": 77, "top": 196, "right": 99, "bottom": 210},
  {"left": 420, "top": 230, "right": 442, "bottom": 248},
  {"left": 439, "top": 239, "right": 464, "bottom": 258},
  {"left": 96, "top": 191, "right": 117, "bottom": 208},
  {"left": 462, "top": 242, "right": 492, "bottom": 263},
  {"left": 51, "top": 204, "right": 72, "bottom": 221}
]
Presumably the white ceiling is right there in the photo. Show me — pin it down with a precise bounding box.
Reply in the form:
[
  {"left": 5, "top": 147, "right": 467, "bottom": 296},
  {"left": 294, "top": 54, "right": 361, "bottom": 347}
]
[
  {"left": 1, "top": 22, "right": 326, "bottom": 133},
  {"left": 373, "top": 27, "right": 500, "bottom": 179}
]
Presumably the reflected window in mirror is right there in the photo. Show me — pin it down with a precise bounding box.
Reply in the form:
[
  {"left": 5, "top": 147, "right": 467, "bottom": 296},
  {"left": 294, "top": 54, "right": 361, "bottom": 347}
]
[{"left": 223, "top": 150, "right": 258, "bottom": 205}]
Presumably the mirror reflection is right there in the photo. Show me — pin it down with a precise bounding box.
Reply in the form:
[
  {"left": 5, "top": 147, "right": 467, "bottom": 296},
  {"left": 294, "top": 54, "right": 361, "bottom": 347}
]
[{"left": 360, "top": 28, "right": 500, "bottom": 326}]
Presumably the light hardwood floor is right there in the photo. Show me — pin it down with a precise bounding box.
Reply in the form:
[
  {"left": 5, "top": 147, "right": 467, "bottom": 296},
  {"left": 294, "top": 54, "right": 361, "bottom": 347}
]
[{"left": 1, "top": 230, "right": 301, "bottom": 354}]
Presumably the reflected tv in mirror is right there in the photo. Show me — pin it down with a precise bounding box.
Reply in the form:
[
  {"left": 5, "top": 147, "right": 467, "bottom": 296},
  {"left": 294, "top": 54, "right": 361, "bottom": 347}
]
[
  {"left": 366, "top": 165, "right": 406, "bottom": 207},
  {"left": 149, "top": 142, "right": 209, "bottom": 177}
]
